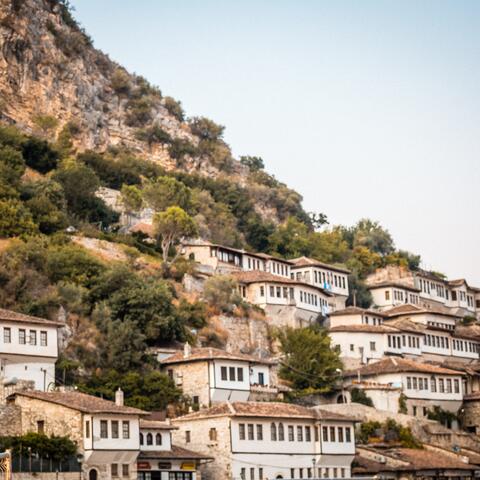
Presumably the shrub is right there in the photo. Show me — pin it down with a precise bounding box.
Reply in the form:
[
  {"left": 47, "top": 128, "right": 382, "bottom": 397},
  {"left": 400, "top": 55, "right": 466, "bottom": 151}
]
[
  {"left": 203, "top": 275, "right": 240, "bottom": 313},
  {"left": 22, "top": 136, "right": 59, "bottom": 173},
  {"left": 0, "top": 198, "right": 37, "bottom": 237},
  {"left": 351, "top": 388, "right": 374, "bottom": 407},
  {"left": 110, "top": 68, "right": 131, "bottom": 96},
  {"left": 125, "top": 98, "right": 152, "bottom": 127},
  {"left": 398, "top": 393, "right": 408, "bottom": 414},
  {"left": 135, "top": 124, "right": 172, "bottom": 146},
  {"left": 189, "top": 116, "right": 224, "bottom": 141},
  {"left": 168, "top": 138, "right": 198, "bottom": 163},
  {"left": 32, "top": 114, "right": 58, "bottom": 135},
  {"left": 163, "top": 96, "right": 184, "bottom": 121}
]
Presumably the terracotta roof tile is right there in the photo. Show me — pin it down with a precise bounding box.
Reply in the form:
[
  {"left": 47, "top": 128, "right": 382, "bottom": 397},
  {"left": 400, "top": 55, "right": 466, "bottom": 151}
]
[
  {"left": 290, "top": 256, "right": 351, "bottom": 274},
  {"left": 160, "top": 347, "right": 274, "bottom": 366},
  {"left": 383, "top": 318, "right": 426, "bottom": 334},
  {"left": 174, "top": 401, "right": 355, "bottom": 422},
  {"left": 368, "top": 281, "right": 421, "bottom": 292},
  {"left": 140, "top": 419, "right": 177, "bottom": 430},
  {"left": 384, "top": 304, "right": 462, "bottom": 319},
  {"left": 344, "top": 357, "right": 463, "bottom": 378},
  {"left": 329, "top": 307, "right": 387, "bottom": 317},
  {"left": 12, "top": 391, "right": 147, "bottom": 415},
  {"left": 329, "top": 324, "right": 398, "bottom": 334},
  {"left": 138, "top": 445, "right": 211, "bottom": 460},
  {"left": 0, "top": 308, "right": 64, "bottom": 327}
]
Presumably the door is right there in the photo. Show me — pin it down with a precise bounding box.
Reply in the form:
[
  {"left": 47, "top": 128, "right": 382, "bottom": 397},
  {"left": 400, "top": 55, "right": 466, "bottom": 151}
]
[{"left": 89, "top": 469, "right": 98, "bottom": 480}]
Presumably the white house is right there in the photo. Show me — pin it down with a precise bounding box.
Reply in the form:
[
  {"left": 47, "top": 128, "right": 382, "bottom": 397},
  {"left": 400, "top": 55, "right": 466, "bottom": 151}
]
[
  {"left": 160, "top": 345, "right": 278, "bottom": 408},
  {"left": 368, "top": 282, "right": 421, "bottom": 310},
  {"left": 172, "top": 401, "right": 356, "bottom": 480},
  {"left": 138, "top": 419, "right": 210, "bottom": 480},
  {"left": 343, "top": 357, "right": 465, "bottom": 417},
  {"left": 328, "top": 306, "right": 386, "bottom": 328},
  {"left": 233, "top": 271, "right": 334, "bottom": 328},
  {"left": 0, "top": 308, "right": 63, "bottom": 392},
  {"left": 290, "top": 257, "right": 350, "bottom": 310}
]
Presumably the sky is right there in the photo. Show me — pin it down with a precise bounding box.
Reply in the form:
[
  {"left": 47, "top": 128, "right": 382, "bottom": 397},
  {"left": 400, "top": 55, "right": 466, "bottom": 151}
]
[{"left": 70, "top": 0, "right": 480, "bottom": 284}]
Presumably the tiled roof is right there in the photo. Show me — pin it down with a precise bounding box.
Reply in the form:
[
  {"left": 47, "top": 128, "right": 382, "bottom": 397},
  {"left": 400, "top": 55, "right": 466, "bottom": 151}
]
[
  {"left": 462, "top": 392, "right": 480, "bottom": 401},
  {"left": 329, "top": 324, "right": 398, "bottom": 334},
  {"left": 344, "top": 357, "right": 463, "bottom": 378},
  {"left": 160, "top": 347, "right": 274, "bottom": 366},
  {"left": 368, "top": 281, "right": 421, "bottom": 292},
  {"left": 173, "top": 401, "right": 354, "bottom": 422},
  {"left": 453, "top": 325, "right": 480, "bottom": 341},
  {"left": 232, "top": 271, "right": 333, "bottom": 295},
  {"left": 448, "top": 278, "right": 469, "bottom": 288},
  {"left": 384, "top": 304, "right": 462, "bottom": 319},
  {"left": 0, "top": 308, "right": 64, "bottom": 327},
  {"left": 138, "top": 445, "right": 211, "bottom": 460},
  {"left": 354, "top": 448, "right": 478, "bottom": 473},
  {"left": 11, "top": 391, "right": 147, "bottom": 415},
  {"left": 329, "top": 307, "right": 387, "bottom": 317},
  {"left": 290, "top": 256, "right": 351, "bottom": 274},
  {"left": 383, "top": 318, "right": 426, "bottom": 334},
  {"left": 139, "top": 419, "right": 177, "bottom": 430}
]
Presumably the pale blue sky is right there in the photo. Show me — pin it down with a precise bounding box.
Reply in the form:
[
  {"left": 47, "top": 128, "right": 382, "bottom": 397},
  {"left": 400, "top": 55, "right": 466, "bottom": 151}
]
[{"left": 71, "top": 0, "right": 480, "bottom": 284}]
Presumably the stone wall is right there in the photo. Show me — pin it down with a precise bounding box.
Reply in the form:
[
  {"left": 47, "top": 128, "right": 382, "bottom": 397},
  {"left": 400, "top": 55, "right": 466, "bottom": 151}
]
[
  {"left": 0, "top": 404, "right": 22, "bottom": 435},
  {"left": 173, "top": 417, "right": 232, "bottom": 480},
  {"left": 13, "top": 473, "right": 79, "bottom": 480}
]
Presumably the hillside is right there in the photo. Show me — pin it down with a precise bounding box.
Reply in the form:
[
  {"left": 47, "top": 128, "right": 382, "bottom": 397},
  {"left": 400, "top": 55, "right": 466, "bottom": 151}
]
[{"left": 0, "top": 0, "right": 308, "bottom": 227}]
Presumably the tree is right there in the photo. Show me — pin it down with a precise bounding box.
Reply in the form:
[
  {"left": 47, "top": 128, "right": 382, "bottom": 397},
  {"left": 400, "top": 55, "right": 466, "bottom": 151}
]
[
  {"left": 267, "top": 217, "right": 311, "bottom": 258},
  {"left": 277, "top": 326, "right": 342, "bottom": 394},
  {"left": 189, "top": 116, "right": 224, "bottom": 141},
  {"left": 121, "top": 184, "right": 143, "bottom": 226},
  {"left": 351, "top": 218, "right": 395, "bottom": 256},
  {"left": 0, "top": 199, "right": 37, "bottom": 237},
  {"left": 309, "top": 212, "right": 329, "bottom": 230},
  {"left": 163, "top": 96, "right": 185, "bottom": 121},
  {"left": 143, "top": 176, "right": 192, "bottom": 212},
  {"left": 0, "top": 145, "right": 26, "bottom": 197},
  {"left": 32, "top": 115, "right": 59, "bottom": 137},
  {"left": 135, "top": 124, "right": 172, "bottom": 149},
  {"left": 346, "top": 274, "right": 373, "bottom": 308},
  {"left": 153, "top": 206, "right": 197, "bottom": 262},
  {"left": 22, "top": 136, "right": 59, "bottom": 173},
  {"left": 240, "top": 155, "right": 264, "bottom": 171},
  {"left": 110, "top": 68, "right": 131, "bottom": 96}
]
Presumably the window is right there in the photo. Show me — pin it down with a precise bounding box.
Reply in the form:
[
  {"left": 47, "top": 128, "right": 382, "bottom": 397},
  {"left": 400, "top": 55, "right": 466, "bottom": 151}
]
[
  {"left": 333, "top": 468, "right": 338, "bottom": 478},
  {"left": 139, "top": 433, "right": 143, "bottom": 445},
  {"left": 413, "top": 406, "right": 417, "bottom": 416},
  {"left": 345, "top": 427, "right": 351, "bottom": 442},
  {"left": 454, "top": 379, "right": 460, "bottom": 393},
  {"left": 446, "top": 379, "right": 452, "bottom": 393},
  {"left": 290, "top": 469, "right": 295, "bottom": 479},
  {"left": 3, "top": 327, "right": 11, "bottom": 343},
  {"left": 209, "top": 428, "right": 217, "bottom": 441},
  {"left": 122, "top": 421, "right": 130, "bottom": 439},
  {"left": 247, "top": 424, "right": 254, "bottom": 440},
  {"left": 270, "top": 286, "right": 274, "bottom": 297},
  {"left": 439, "top": 378, "right": 445, "bottom": 393},
  {"left": 29, "top": 330, "right": 37, "bottom": 345},
  {"left": 259, "top": 468, "right": 263, "bottom": 480},
  {"left": 229, "top": 367, "right": 236, "bottom": 381},
  {"left": 305, "top": 426, "right": 311, "bottom": 442},
  {"left": 350, "top": 344, "right": 354, "bottom": 352},
  {"left": 239, "top": 424, "right": 245, "bottom": 440},
  {"left": 40, "top": 331, "right": 47, "bottom": 346},
  {"left": 100, "top": 420, "right": 108, "bottom": 438},
  {"left": 241, "top": 468, "right": 246, "bottom": 480},
  {"left": 250, "top": 468, "right": 255, "bottom": 480},
  {"left": 111, "top": 464, "right": 118, "bottom": 477},
  {"left": 297, "top": 426, "right": 303, "bottom": 441},
  {"left": 146, "top": 433, "right": 153, "bottom": 445},
  {"left": 322, "top": 426, "right": 328, "bottom": 441},
  {"left": 37, "top": 420, "right": 45, "bottom": 434},
  {"left": 299, "top": 468, "right": 304, "bottom": 479},
  {"left": 111, "top": 420, "right": 119, "bottom": 439},
  {"left": 256, "top": 424, "right": 263, "bottom": 441},
  {"left": 237, "top": 368, "right": 244, "bottom": 382},
  {"left": 19, "top": 329, "right": 26, "bottom": 345},
  {"left": 278, "top": 423, "right": 285, "bottom": 441},
  {"left": 122, "top": 465, "right": 129, "bottom": 478},
  {"left": 338, "top": 427, "right": 344, "bottom": 442},
  {"left": 370, "top": 342, "right": 376, "bottom": 351},
  {"left": 288, "top": 425, "right": 294, "bottom": 442},
  {"left": 258, "top": 372, "right": 265, "bottom": 385},
  {"left": 167, "top": 369, "right": 173, "bottom": 379},
  {"left": 270, "top": 423, "right": 277, "bottom": 441},
  {"left": 329, "top": 426, "right": 336, "bottom": 442},
  {"left": 186, "top": 431, "right": 191, "bottom": 443},
  {"left": 259, "top": 286, "right": 265, "bottom": 297},
  {"left": 385, "top": 290, "right": 390, "bottom": 300},
  {"left": 85, "top": 420, "right": 90, "bottom": 438},
  {"left": 221, "top": 366, "right": 227, "bottom": 381},
  {"left": 314, "top": 426, "right": 319, "bottom": 442},
  {"left": 407, "top": 377, "right": 412, "bottom": 389},
  {"left": 412, "top": 377, "right": 418, "bottom": 390}
]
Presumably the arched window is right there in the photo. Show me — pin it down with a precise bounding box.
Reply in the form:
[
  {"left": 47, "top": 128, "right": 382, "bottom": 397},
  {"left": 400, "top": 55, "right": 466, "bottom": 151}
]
[
  {"left": 146, "top": 433, "right": 153, "bottom": 445},
  {"left": 139, "top": 433, "right": 144, "bottom": 445},
  {"left": 270, "top": 422, "right": 277, "bottom": 441},
  {"left": 278, "top": 423, "right": 285, "bottom": 441},
  {"left": 156, "top": 433, "right": 162, "bottom": 445}
]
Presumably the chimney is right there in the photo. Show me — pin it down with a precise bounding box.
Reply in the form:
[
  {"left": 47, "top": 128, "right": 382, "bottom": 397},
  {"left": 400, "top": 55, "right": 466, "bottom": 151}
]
[
  {"left": 184, "top": 342, "right": 191, "bottom": 358},
  {"left": 115, "top": 388, "right": 124, "bottom": 406}
]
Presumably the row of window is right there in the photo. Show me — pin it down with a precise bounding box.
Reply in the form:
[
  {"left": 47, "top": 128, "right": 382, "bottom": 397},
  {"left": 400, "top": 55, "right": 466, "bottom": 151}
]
[
  {"left": 246, "top": 257, "right": 264, "bottom": 271},
  {"left": 270, "top": 261, "right": 289, "bottom": 277},
  {"left": 406, "top": 376, "right": 461, "bottom": 394},
  {"left": 299, "top": 290, "right": 324, "bottom": 307},
  {"left": 384, "top": 290, "right": 419, "bottom": 305},
  {"left": 220, "top": 366, "right": 244, "bottom": 382},
  {"left": 3, "top": 327, "right": 48, "bottom": 346},
  {"left": 427, "top": 321, "right": 455, "bottom": 331},
  {"left": 419, "top": 279, "right": 448, "bottom": 299},
  {"left": 239, "top": 467, "right": 348, "bottom": 480},
  {"left": 238, "top": 423, "right": 352, "bottom": 443},
  {"left": 261, "top": 285, "right": 294, "bottom": 300},
  {"left": 211, "top": 247, "right": 241, "bottom": 266},
  {"left": 84, "top": 420, "right": 130, "bottom": 439},
  {"left": 140, "top": 432, "right": 163, "bottom": 446},
  {"left": 387, "top": 335, "right": 421, "bottom": 350},
  {"left": 452, "top": 339, "right": 480, "bottom": 353},
  {"left": 424, "top": 334, "right": 450, "bottom": 349},
  {"left": 111, "top": 464, "right": 129, "bottom": 478},
  {"left": 363, "top": 316, "right": 383, "bottom": 325}
]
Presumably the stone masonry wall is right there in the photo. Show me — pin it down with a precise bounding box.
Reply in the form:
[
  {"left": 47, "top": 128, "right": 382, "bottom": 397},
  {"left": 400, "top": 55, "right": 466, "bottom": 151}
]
[
  {"left": 173, "top": 417, "right": 232, "bottom": 480},
  {"left": 0, "top": 404, "right": 22, "bottom": 435}
]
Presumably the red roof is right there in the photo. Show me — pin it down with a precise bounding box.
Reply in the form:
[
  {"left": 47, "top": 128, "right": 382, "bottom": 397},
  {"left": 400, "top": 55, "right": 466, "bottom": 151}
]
[
  {"left": 290, "top": 256, "right": 350, "bottom": 274},
  {"left": 0, "top": 308, "right": 64, "bottom": 327}
]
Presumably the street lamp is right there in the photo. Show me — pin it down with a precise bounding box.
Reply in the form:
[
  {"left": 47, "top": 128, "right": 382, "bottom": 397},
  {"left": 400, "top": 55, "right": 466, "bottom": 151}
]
[{"left": 76, "top": 453, "right": 84, "bottom": 480}]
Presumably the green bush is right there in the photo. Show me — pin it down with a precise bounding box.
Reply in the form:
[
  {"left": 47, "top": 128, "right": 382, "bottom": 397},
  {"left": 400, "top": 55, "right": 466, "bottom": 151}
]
[
  {"left": 189, "top": 117, "right": 224, "bottom": 141},
  {"left": 125, "top": 98, "right": 153, "bottom": 127},
  {"left": 22, "top": 136, "right": 59, "bottom": 173},
  {"left": 135, "top": 124, "right": 172, "bottom": 146},
  {"left": 110, "top": 68, "right": 131, "bottom": 96},
  {"left": 351, "top": 388, "right": 374, "bottom": 407},
  {"left": 163, "top": 96, "right": 184, "bottom": 121}
]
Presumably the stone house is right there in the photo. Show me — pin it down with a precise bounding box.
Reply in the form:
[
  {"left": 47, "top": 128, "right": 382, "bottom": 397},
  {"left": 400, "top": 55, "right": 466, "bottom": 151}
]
[
  {"left": 160, "top": 345, "right": 278, "bottom": 409},
  {"left": 0, "top": 308, "right": 63, "bottom": 394},
  {"left": 172, "top": 401, "right": 356, "bottom": 480},
  {"left": 343, "top": 357, "right": 465, "bottom": 418},
  {"left": 7, "top": 389, "right": 145, "bottom": 480}
]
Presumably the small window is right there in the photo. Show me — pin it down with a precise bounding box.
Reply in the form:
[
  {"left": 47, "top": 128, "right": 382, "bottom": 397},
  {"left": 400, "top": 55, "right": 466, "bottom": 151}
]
[
  {"left": 259, "top": 286, "right": 265, "bottom": 297},
  {"left": 237, "top": 368, "right": 244, "bottom": 382},
  {"left": 111, "top": 464, "right": 118, "bottom": 477},
  {"left": 3, "top": 327, "right": 11, "bottom": 344},
  {"left": 305, "top": 426, "right": 311, "bottom": 442},
  {"left": 111, "top": 420, "right": 119, "bottom": 439},
  {"left": 329, "top": 426, "right": 336, "bottom": 442},
  {"left": 247, "top": 424, "right": 254, "bottom": 440},
  {"left": 239, "top": 423, "right": 245, "bottom": 440},
  {"left": 338, "top": 427, "right": 344, "bottom": 442},
  {"left": 85, "top": 420, "right": 90, "bottom": 438},
  {"left": 221, "top": 366, "right": 227, "bottom": 381},
  {"left": 40, "top": 331, "right": 47, "bottom": 346},
  {"left": 229, "top": 367, "right": 236, "bottom": 381},
  {"left": 345, "top": 427, "right": 351, "bottom": 442},
  {"left": 271, "top": 423, "right": 277, "bottom": 441},
  {"left": 278, "top": 423, "right": 284, "bottom": 441},
  {"left": 322, "top": 426, "right": 328, "bottom": 441},
  {"left": 139, "top": 433, "right": 144, "bottom": 445},
  {"left": 288, "top": 425, "right": 294, "bottom": 441},
  {"left": 209, "top": 427, "right": 217, "bottom": 441},
  {"left": 29, "top": 330, "right": 37, "bottom": 345},
  {"left": 122, "top": 421, "right": 130, "bottom": 439},
  {"left": 19, "top": 329, "right": 26, "bottom": 345},
  {"left": 100, "top": 420, "right": 108, "bottom": 438},
  {"left": 146, "top": 433, "right": 153, "bottom": 445},
  {"left": 241, "top": 468, "right": 246, "bottom": 480},
  {"left": 256, "top": 424, "right": 263, "bottom": 441},
  {"left": 370, "top": 342, "right": 376, "bottom": 351},
  {"left": 37, "top": 420, "right": 45, "bottom": 434},
  {"left": 122, "top": 464, "right": 129, "bottom": 478},
  {"left": 297, "top": 426, "right": 303, "bottom": 441},
  {"left": 186, "top": 430, "right": 191, "bottom": 443}
]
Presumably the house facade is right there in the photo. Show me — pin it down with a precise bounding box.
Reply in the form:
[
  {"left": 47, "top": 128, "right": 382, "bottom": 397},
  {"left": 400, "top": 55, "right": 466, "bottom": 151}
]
[
  {"left": 343, "top": 357, "right": 465, "bottom": 417},
  {"left": 0, "top": 308, "right": 63, "bottom": 393},
  {"left": 172, "top": 402, "right": 356, "bottom": 480},
  {"left": 160, "top": 345, "right": 278, "bottom": 408}
]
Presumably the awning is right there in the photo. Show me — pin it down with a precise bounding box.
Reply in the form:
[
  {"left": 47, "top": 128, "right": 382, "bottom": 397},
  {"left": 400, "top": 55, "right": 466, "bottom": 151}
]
[{"left": 85, "top": 450, "right": 139, "bottom": 465}]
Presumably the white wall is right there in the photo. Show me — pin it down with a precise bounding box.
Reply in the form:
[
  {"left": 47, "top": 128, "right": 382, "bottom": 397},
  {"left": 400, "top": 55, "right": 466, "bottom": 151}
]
[
  {"left": 249, "top": 365, "right": 271, "bottom": 386},
  {"left": 1, "top": 355, "right": 55, "bottom": 391},
  {"left": 0, "top": 323, "right": 58, "bottom": 358},
  {"left": 330, "top": 331, "right": 386, "bottom": 364},
  {"left": 84, "top": 415, "right": 140, "bottom": 451},
  {"left": 140, "top": 429, "right": 172, "bottom": 451}
]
